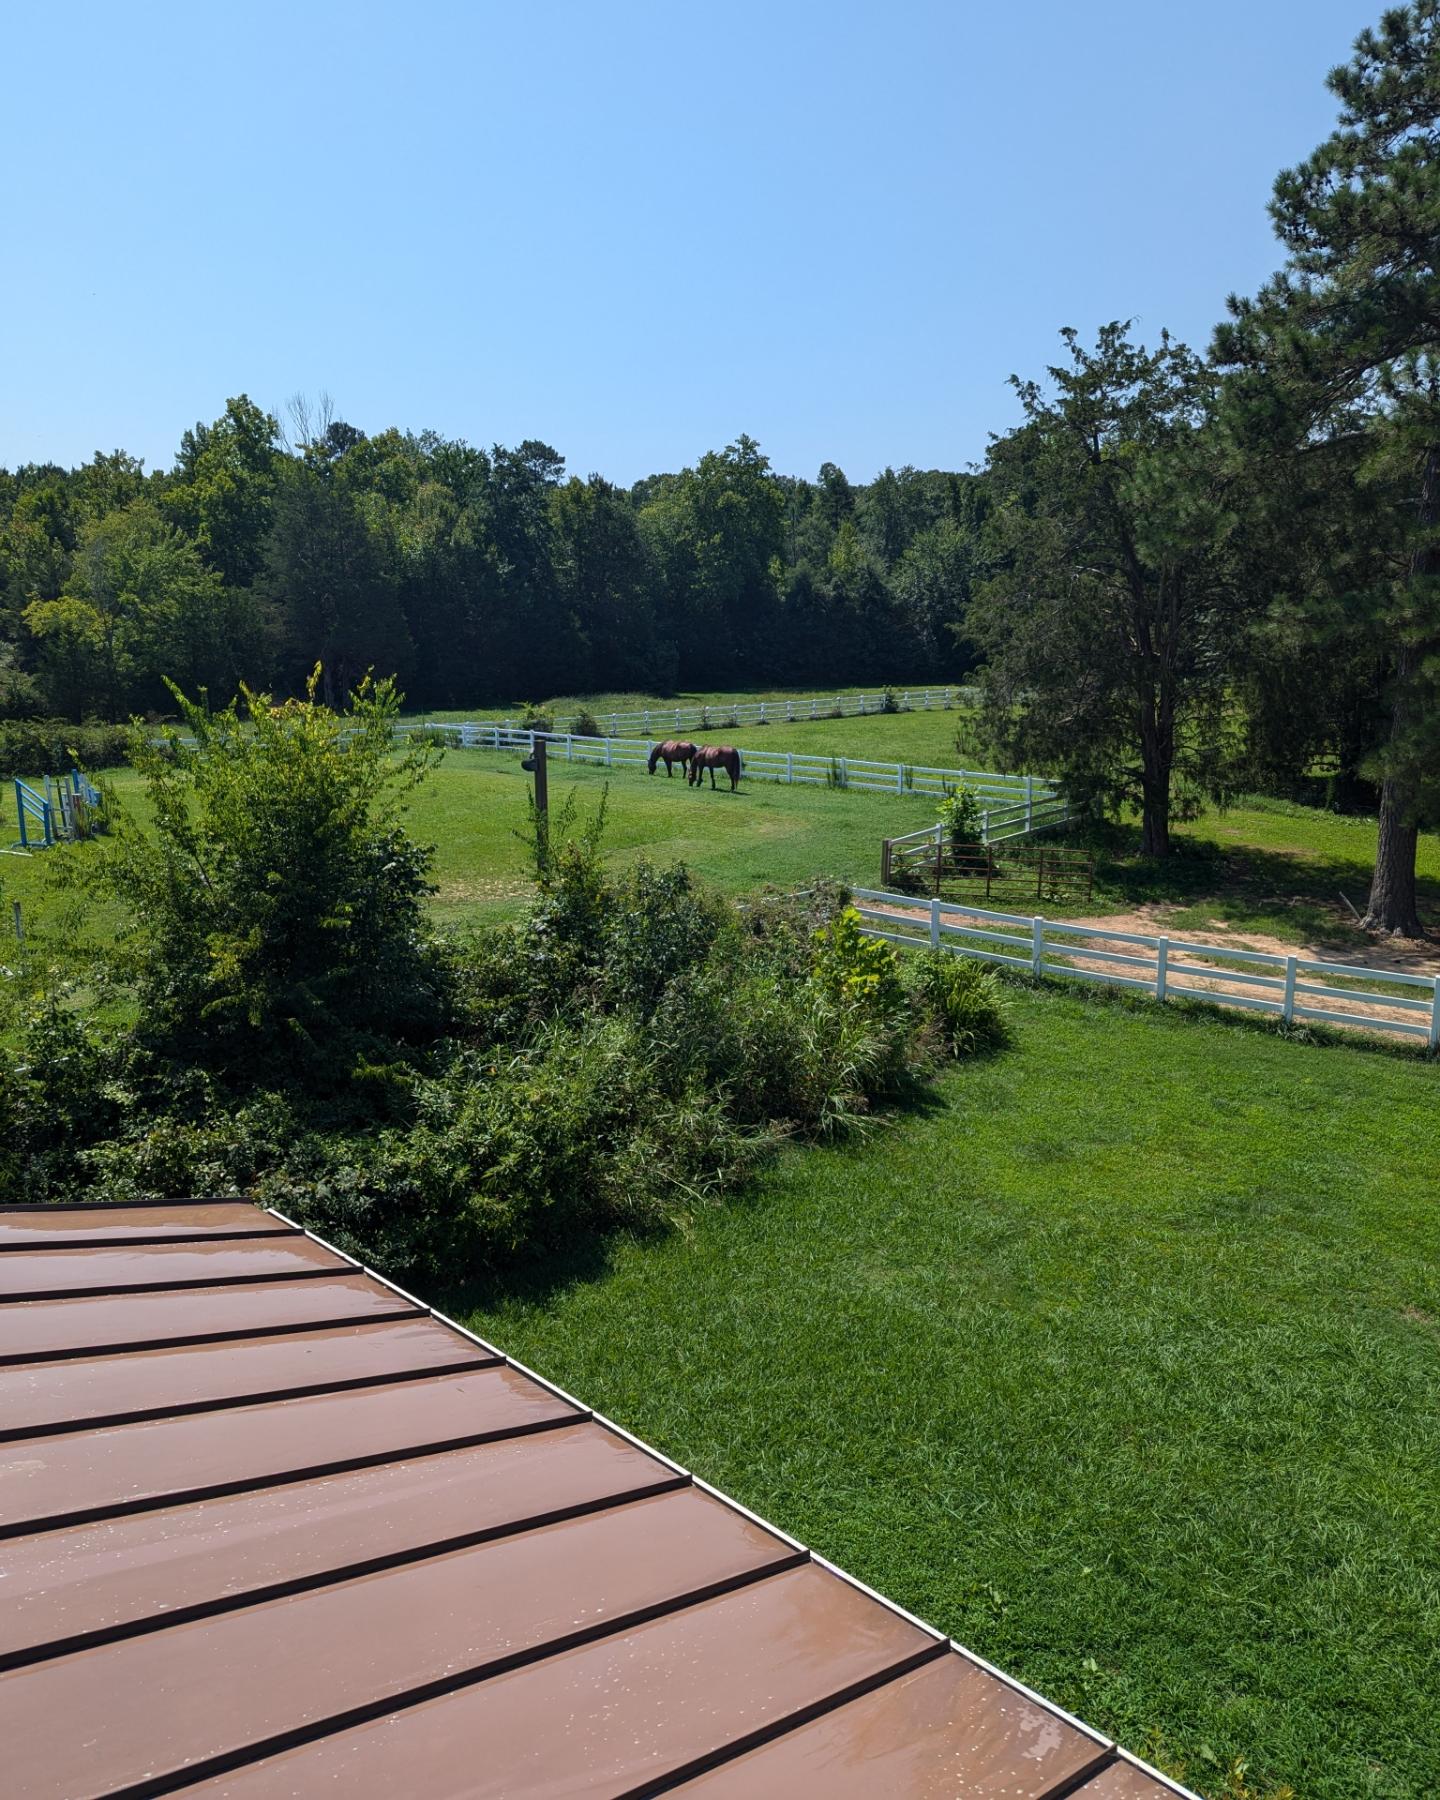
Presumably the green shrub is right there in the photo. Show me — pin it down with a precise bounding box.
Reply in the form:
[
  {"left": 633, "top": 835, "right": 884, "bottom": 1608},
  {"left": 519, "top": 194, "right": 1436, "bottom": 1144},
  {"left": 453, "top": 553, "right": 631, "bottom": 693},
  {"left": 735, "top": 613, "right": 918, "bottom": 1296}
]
[
  {"left": 881, "top": 686, "right": 900, "bottom": 713},
  {"left": 569, "top": 708, "right": 601, "bottom": 738},
  {"left": 519, "top": 701, "right": 555, "bottom": 733},
  {"left": 68, "top": 671, "right": 450, "bottom": 1082},
  {"left": 911, "top": 951, "right": 1009, "bottom": 1057},
  {"left": 0, "top": 717, "right": 130, "bottom": 777},
  {"left": 939, "top": 783, "right": 983, "bottom": 850}
]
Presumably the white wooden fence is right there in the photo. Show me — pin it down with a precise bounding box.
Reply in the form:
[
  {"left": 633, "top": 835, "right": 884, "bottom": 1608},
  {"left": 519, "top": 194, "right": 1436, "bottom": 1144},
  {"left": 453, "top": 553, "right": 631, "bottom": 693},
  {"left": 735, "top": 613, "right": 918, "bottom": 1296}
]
[
  {"left": 853, "top": 889, "right": 1440, "bottom": 1048},
  {"left": 458, "top": 687, "right": 981, "bottom": 740},
  {"left": 411, "top": 721, "right": 1069, "bottom": 822}
]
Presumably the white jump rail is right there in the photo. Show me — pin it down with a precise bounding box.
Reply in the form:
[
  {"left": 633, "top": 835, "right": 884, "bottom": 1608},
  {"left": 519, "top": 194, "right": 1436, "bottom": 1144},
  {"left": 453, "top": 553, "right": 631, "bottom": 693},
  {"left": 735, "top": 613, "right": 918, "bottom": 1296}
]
[
  {"left": 409, "top": 722, "right": 1069, "bottom": 836},
  {"left": 852, "top": 889, "right": 1440, "bottom": 1048}
]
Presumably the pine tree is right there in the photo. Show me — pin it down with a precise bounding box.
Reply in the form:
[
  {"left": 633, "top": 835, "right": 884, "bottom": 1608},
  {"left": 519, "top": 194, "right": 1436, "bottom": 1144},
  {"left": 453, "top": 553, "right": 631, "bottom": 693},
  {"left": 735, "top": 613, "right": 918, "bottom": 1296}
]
[{"left": 1217, "top": 2, "right": 1440, "bottom": 934}]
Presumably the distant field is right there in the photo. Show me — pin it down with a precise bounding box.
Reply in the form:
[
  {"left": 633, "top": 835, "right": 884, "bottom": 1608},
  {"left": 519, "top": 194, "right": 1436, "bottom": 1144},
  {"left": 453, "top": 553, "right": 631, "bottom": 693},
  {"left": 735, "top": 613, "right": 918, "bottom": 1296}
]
[
  {"left": 6, "top": 750, "right": 1438, "bottom": 962},
  {"left": 0, "top": 752, "right": 933, "bottom": 940},
  {"left": 407, "top": 688, "right": 993, "bottom": 771}
]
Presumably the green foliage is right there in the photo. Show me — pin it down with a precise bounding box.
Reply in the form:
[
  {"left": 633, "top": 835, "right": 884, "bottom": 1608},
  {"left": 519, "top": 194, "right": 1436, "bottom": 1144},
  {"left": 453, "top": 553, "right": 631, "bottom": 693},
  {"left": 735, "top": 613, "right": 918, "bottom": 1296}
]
[
  {"left": 70, "top": 671, "right": 447, "bottom": 1079},
  {"left": 519, "top": 701, "right": 554, "bottom": 732},
  {"left": 910, "top": 951, "right": 1009, "bottom": 1057},
  {"left": 0, "top": 717, "right": 129, "bottom": 777},
  {"left": 881, "top": 685, "right": 900, "bottom": 713},
  {"left": 938, "top": 783, "right": 982, "bottom": 848},
  {"left": 569, "top": 708, "right": 601, "bottom": 737},
  {"left": 973, "top": 325, "right": 1239, "bottom": 858}
]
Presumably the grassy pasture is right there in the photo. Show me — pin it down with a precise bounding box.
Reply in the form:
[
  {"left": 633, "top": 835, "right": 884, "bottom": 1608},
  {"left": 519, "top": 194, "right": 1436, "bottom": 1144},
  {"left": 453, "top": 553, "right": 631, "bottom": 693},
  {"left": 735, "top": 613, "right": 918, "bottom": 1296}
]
[
  {"left": 457, "top": 980, "right": 1440, "bottom": 1800},
  {"left": 4, "top": 709, "right": 1438, "bottom": 1797}
]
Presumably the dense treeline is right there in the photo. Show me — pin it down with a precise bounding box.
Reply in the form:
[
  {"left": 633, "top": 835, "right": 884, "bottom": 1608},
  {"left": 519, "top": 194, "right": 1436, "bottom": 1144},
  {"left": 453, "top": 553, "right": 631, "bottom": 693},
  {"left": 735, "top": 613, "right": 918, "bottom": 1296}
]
[{"left": 0, "top": 414, "right": 981, "bottom": 721}]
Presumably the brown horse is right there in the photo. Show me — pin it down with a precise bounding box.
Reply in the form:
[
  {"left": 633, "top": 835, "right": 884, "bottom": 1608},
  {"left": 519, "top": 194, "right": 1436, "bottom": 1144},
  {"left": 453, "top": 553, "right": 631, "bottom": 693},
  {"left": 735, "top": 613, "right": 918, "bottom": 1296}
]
[
  {"left": 648, "top": 738, "right": 697, "bottom": 777},
  {"left": 688, "top": 745, "right": 742, "bottom": 791}
]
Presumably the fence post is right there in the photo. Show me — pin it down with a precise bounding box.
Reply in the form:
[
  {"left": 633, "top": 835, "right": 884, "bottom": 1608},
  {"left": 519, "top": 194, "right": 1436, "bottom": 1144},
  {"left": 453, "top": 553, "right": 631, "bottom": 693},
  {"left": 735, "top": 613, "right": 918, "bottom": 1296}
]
[
  {"left": 840, "top": 757, "right": 848, "bottom": 787},
  {"left": 787, "top": 700, "right": 794, "bottom": 721},
  {"left": 644, "top": 709, "right": 651, "bottom": 731},
  {"left": 934, "top": 832, "right": 943, "bottom": 897},
  {"left": 1032, "top": 916, "right": 1044, "bottom": 976},
  {"left": 1156, "top": 937, "right": 1168, "bottom": 1004},
  {"left": 785, "top": 752, "right": 794, "bottom": 784},
  {"left": 895, "top": 763, "right": 904, "bottom": 795},
  {"left": 1430, "top": 979, "right": 1440, "bottom": 1051},
  {"left": 981, "top": 809, "right": 990, "bottom": 846},
  {"left": 1283, "top": 955, "right": 1297, "bottom": 1023},
  {"left": 882, "top": 840, "right": 892, "bottom": 886},
  {"left": 930, "top": 897, "right": 942, "bottom": 948},
  {"left": 604, "top": 738, "right": 612, "bottom": 768},
  {"left": 1025, "top": 774, "right": 1034, "bottom": 832}
]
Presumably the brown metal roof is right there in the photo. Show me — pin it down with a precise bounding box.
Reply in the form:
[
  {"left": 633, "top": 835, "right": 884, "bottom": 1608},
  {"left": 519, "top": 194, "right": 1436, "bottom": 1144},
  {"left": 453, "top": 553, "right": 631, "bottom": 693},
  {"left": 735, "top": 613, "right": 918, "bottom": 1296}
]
[{"left": 0, "top": 1200, "right": 1197, "bottom": 1799}]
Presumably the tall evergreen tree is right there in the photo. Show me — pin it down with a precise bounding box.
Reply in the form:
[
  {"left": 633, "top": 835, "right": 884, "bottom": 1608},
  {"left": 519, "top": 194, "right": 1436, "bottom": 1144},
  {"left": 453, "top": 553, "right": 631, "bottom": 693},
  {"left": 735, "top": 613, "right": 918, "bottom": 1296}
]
[{"left": 1217, "top": 1, "right": 1440, "bottom": 933}]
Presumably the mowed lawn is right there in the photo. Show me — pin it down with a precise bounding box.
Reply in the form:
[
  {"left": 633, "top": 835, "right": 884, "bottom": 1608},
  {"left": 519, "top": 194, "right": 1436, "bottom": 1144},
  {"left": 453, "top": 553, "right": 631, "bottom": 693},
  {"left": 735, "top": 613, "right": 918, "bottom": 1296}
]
[
  {"left": 0, "top": 750, "right": 933, "bottom": 935},
  {"left": 456, "top": 982, "right": 1440, "bottom": 1800}
]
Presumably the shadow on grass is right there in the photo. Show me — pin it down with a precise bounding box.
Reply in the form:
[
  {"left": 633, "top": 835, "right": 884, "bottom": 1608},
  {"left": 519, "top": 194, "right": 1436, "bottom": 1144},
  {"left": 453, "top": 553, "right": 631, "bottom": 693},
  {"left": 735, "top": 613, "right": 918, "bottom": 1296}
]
[{"left": 1073, "top": 820, "right": 1440, "bottom": 949}]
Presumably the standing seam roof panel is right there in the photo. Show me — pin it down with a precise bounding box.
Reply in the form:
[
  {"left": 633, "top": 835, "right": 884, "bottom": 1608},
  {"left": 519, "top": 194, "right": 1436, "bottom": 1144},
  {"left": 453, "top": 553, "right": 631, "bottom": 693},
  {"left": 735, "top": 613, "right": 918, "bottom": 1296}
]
[{"left": 0, "top": 1202, "right": 1200, "bottom": 1800}]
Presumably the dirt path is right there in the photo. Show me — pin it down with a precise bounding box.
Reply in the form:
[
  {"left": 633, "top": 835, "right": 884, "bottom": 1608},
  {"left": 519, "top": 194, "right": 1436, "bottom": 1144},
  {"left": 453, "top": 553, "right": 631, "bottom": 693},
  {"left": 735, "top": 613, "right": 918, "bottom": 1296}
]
[
  {"left": 866, "top": 898, "right": 1438, "bottom": 1037},
  {"left": 1065, "top": 904, "right": 1440, "bottom": 979}
]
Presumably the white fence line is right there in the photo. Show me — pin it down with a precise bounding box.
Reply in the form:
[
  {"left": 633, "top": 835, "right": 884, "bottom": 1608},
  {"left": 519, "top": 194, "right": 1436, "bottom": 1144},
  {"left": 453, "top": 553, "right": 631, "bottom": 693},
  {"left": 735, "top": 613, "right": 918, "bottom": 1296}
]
[
  {"left": 410, "top": 722, "right": 1072, "bottom": 839},
  {"left": 451, "top": 687, "right": 981, "bottom": 740},
  {"left": 852, "top": 889, "right": 1440, "bottom": 1048}
]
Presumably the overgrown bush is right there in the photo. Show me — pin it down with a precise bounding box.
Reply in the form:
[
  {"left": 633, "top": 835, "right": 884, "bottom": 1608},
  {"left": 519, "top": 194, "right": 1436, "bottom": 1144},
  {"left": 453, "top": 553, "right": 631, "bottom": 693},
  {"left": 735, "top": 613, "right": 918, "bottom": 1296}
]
[
  {"left": 64, "top": 671, "right": 449, "bottom": 1082},
  {"left": 0, "top": 717, "right": 130, "bottom": 777},
  {"left": 939, "top": 783, "right": 983, "bottom": 851},
  {"left": 7, "top": 688, "right": 1002, "bottom": 1283},
  {"left": 569, "top": 708, "right": 601, "bottom": 738},
  {"left": 910, "top": 952, "right": 1009, "bottom": 1057}
]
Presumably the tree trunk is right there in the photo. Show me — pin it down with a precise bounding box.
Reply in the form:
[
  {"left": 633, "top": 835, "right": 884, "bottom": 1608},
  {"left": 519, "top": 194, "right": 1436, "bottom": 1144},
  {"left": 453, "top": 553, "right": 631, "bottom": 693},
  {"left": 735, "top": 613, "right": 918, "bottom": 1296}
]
[
  {"left": 1140, "top": 776, "right": 1171, "bottom": 858},
  {"left": 1362, "top": 446, "right": 1438, "bottom": 937},
  {"left": 1137, "top": 685, "right": 1173, "bottom": 858},
  {"left": 1362, "top": 782, "right": 1421, "bottom": 935}
]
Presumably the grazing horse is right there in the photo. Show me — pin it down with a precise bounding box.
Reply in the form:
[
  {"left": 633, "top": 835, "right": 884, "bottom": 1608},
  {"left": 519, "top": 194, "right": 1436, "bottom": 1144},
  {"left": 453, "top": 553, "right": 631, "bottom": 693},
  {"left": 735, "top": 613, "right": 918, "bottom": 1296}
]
[
  {"left": 648, "top": 738, "right": 697, "bottom": 777},
  {"left": 688, "top": 745, "right": 742, "bottom": 791}
]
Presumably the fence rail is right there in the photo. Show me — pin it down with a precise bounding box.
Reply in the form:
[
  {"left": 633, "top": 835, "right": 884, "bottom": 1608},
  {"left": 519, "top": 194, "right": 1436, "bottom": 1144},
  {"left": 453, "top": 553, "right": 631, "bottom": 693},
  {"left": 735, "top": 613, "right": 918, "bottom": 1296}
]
[
  {"left": 411, "top": 722, "right": 1069, "bottom": 828},
  {"left": 458, "top": 687, "right": 981, "bottom": 740},
  {"left": 852, "top": 888, "right": 1440, "bottom": 1047}
]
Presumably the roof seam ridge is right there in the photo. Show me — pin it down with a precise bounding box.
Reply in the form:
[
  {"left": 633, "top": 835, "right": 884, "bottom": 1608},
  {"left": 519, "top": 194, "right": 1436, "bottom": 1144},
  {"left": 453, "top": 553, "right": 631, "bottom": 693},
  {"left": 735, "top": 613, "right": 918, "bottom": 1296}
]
[
  {"left": 619, "top": 1637, "right": 953, "bottom": 1799},
  {"left": 88, "top": 1551, "right": 809, "bottom": 1800},
  {"left": 0, "top": 1409, "right": 592, "bottom": 1541},
  {"left": 0, "top": 1351, "right": 501, "bottom": 1444}
]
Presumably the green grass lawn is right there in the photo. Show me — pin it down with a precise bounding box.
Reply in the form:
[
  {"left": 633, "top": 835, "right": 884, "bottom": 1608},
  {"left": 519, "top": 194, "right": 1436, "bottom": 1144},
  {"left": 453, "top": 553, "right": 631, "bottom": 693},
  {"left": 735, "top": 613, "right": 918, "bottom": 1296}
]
[
  {"left": 453, "top": 981, "right": 1440, "bottom": 1800},
  {"left": 406, "top": 686, "right": 992, "bottom": 769},
  {"left": 0, "top": 750, "right": 930, "bottom": 937}
]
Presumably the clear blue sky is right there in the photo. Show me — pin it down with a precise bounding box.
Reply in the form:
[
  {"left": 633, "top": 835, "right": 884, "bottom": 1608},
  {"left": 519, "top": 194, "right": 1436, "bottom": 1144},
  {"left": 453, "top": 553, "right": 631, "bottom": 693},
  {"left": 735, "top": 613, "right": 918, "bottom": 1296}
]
[{"left": 2, "top": 0, "right": 1375, "bottom": 485}]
